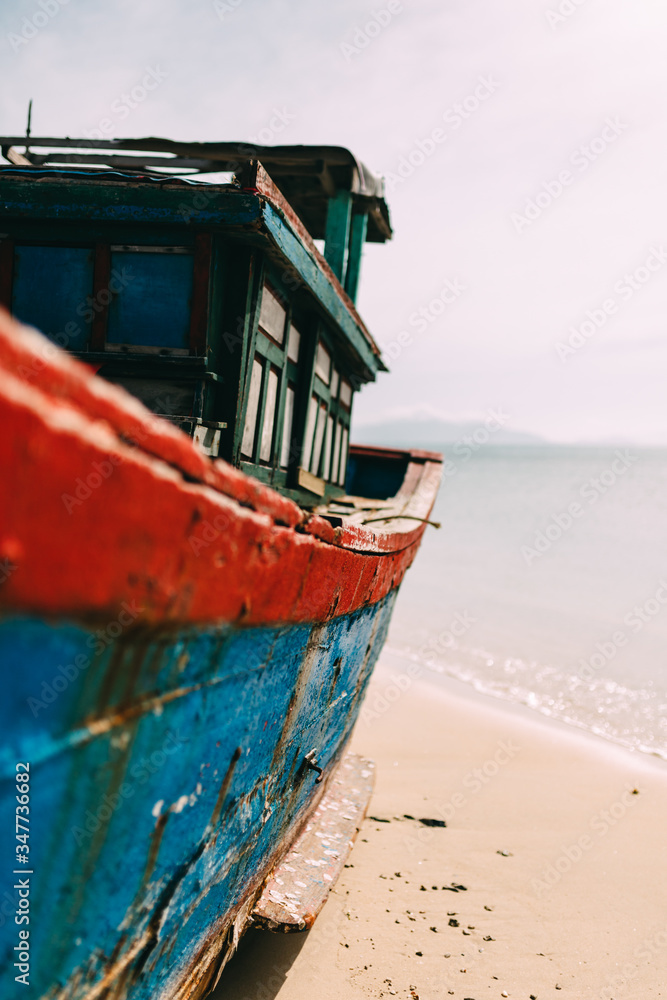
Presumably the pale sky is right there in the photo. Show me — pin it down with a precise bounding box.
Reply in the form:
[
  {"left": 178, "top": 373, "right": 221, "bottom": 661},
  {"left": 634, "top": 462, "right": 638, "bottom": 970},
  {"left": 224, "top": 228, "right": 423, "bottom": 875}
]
[{"left": 2, "top": 0, "right": 666, "bottom": 444}]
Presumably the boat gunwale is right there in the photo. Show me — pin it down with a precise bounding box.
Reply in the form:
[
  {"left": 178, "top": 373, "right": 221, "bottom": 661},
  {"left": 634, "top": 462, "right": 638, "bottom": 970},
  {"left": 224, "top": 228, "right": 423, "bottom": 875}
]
[{"left": 0, "top": 311, "right": 442, "bottom": 629}]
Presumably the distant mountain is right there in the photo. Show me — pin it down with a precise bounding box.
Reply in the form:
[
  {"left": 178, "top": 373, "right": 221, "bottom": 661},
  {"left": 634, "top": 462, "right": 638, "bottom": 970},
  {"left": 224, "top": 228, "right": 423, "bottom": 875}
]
[{"left": 351, "top": 416, "right": 546, "bottom": 448}]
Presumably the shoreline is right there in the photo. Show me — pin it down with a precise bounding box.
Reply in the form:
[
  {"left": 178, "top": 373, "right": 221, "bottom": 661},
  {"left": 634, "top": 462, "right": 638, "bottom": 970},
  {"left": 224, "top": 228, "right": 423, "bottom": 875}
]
[
  {"left": 377, "top": 648, "right": 667, "bottom": 775},
  {"left": 215, "top": 656, "right": 667, "bottom": 999}
]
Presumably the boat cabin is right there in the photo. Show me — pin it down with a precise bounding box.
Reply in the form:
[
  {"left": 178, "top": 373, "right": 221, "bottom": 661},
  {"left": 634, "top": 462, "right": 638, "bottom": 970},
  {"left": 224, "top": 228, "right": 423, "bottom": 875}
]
[{"left": 0, "top": 137, "right": 392, "bottom": 504}]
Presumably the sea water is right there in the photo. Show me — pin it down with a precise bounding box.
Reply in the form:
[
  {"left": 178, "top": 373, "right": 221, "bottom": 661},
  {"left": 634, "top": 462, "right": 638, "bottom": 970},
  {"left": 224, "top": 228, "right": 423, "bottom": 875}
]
[{"left": 383, "top": 446, "right": 667, "bottom": 759}]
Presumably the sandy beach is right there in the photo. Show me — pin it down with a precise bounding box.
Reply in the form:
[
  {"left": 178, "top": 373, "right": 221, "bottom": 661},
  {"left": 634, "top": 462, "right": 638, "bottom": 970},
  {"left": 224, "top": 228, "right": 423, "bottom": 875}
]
[{"left": 215, "top": 661, "right": 667, "bottom": 1000}]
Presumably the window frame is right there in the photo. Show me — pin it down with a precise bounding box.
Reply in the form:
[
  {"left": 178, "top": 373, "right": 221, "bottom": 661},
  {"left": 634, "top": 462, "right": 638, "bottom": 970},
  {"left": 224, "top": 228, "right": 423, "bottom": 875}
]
[
  {"left": 237, "top": 275, "right": 300, "bottom": 479},
  {"left": 297, "top": 326, "right": 354, "bottom": 493},
  {"left": 1, "top": 234, "right": 212, "bottom": 357}
]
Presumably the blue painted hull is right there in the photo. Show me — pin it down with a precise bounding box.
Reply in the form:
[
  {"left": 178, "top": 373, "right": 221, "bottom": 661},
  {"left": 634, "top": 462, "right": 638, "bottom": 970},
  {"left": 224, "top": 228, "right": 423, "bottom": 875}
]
[{"left": 0, "top": 590, "right": 396, "bottom": 999}]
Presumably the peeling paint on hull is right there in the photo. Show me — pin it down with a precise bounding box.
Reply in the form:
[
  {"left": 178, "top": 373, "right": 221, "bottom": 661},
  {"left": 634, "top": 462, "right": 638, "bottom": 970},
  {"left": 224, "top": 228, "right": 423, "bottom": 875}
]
[{"left": 0, "top": 591, "right": 395, "bottom": 999}]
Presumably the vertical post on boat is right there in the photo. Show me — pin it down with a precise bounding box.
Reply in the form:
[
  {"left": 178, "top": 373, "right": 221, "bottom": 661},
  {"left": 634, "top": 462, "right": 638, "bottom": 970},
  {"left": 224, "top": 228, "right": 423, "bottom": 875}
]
[
  {"left": 324, "top": 189, "right": 353, "bottom": 284},
  {"left": 25, "top": 99, "right": 33, "bottom": 156},
  {"left": 344, "top": 212, "right": 368, "bottom": 304}
]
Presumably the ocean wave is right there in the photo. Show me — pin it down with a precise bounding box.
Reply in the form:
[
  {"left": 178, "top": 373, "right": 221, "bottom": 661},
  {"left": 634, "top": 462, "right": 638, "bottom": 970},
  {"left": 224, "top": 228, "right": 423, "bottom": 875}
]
[{"left": 383, "top": 641, "right": 667, "bottom": 761}]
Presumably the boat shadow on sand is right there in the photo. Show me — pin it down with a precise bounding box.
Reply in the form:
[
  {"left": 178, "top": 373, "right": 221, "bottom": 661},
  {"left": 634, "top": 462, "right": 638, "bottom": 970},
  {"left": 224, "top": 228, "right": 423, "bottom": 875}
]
[{"left": 211, "top": 928, "right": 309, "bottom": 999}]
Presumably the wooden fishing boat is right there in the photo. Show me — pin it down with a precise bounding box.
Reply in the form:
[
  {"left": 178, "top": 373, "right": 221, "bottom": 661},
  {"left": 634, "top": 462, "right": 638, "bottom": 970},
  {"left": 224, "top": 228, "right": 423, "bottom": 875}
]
[{"left": 0, "top": 137, "right": 442, "bottom": 999}]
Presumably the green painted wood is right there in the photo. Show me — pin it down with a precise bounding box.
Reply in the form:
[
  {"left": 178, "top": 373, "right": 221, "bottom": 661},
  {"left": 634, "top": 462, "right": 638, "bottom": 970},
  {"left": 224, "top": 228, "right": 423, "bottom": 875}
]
[
  {"left": 0, "top": 177, "right": 261, "bottom": 228},
  {"left": 5, "top": 221, "right": 197, "bottom": 246},
  {"left": 231, "top": 256, "right": 265, "bottom": 466},
  {"left": 344, "top": 213, "right": 368, "bottom": 304},
  {"left": 1, "top": 178, "right": 384, "bottom": 379},
  {"left": 323, "top": 190, "right": 353, "bottom": 283},
  {"left": 256, "top": 331, "right": 284, "bottom": 367},
  {"left": 261, "top": 203, "right": 382, "bottom": 379}
]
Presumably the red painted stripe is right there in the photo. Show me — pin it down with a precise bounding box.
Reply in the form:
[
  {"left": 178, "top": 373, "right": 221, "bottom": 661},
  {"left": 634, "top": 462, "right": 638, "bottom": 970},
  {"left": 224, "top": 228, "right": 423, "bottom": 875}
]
[
  {"left": 350, "top": 442, "right": 443, "bottom": 464},
  {"left": 0, "top": 310, "right": 441, "bottom": 627}
]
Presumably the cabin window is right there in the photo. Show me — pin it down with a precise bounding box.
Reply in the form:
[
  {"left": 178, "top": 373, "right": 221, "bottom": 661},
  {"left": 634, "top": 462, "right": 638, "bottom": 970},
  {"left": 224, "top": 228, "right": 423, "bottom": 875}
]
[
  {"left": 5, "top": 239, "right": 210, "bottom": 360},
  {"left": 280, "top": 384, "right": 296, "bottom": 468},
  {"left": 314, "top": 340, "right": 331, "bottom": 384},
  {"left": 311, "top": 399, "right": 328, "bottom": 474},
  {"left": 10, "top": 245, "right": 94, "bottom": 351},
  {"left": 287, "top": 324, "right": 300, "bottom": 363},
  {"left": 299, "top": 333, "right": 354, "bottom": 488},
  {"left": 106, "top": 247, "right": 193, "bottom": 354},
  {"left": 239, "top": 278, "right": 356, "bottom": 492},
  {"left": 259, "top": 367, "right": 279, "bottom": 462},
  {"left": 258, "top": 284, "right": 287, "bottom": 345},
  {"left": 241, "top": 357, "right": 263, "bottom": 458},
  {"left": 332, "top": 421, "right": 343, "bottom": 484},
  {"left": 240, "top": 280, "right": 305, "bottom": 470},
  {"left": 338, "top": 426, "right": 349, "bottom": 486}
]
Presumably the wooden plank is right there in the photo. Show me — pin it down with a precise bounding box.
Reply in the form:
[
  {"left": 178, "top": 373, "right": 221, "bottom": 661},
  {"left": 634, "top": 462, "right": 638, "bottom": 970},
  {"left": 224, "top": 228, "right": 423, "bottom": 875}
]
[
  {"left": 344, "top": 213, "right": 368, "bottom": 304},
  {"left": 0, "top": 238, "right": 14, "bottom": 311},
  {"left": 297, "top": 466, "right": 326, "bottom": 497},
  {"left": 0, "top": 177, "right": 262, "bottom": 229},
  {"left": 5, "top": 147, "right": 31, "bottom": 165},
  {"left": 90, "top": 243, "right": 110, "bottom": 350},
  {"left": 189, "top": 232, "right": 211, "bottom": 355},
  {"left": 323, "top": 190, "right": 352, "bottom": 282},
  {"left": 252, "top": 752, "right": 375, "bottom": 931}
]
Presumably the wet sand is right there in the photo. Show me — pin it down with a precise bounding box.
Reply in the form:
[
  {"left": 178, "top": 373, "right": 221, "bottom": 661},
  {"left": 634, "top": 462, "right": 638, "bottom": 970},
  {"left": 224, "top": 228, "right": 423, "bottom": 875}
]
[{"left": 214, "top": 661, "right": 667, "bottom": 999}]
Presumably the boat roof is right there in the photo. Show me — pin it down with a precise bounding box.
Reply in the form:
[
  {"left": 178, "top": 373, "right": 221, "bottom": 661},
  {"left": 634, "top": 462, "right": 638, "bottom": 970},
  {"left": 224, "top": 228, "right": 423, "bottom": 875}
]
[{"left": 0, "top": 137, "right": 392, "bottom": 244}]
